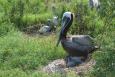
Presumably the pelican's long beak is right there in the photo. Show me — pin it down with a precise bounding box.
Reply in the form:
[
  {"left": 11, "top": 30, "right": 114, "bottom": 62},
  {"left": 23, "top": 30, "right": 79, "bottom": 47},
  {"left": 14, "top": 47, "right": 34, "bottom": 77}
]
[
  {"left": 56, "top": 22, "right": 65, "bottom": 47},
  {"left": 56, "top": 17, "right": 69, "bottom": 47}
]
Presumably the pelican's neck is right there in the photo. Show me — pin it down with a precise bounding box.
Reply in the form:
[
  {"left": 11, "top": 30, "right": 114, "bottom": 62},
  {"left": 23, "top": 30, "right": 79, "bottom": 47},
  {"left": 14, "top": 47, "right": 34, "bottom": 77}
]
[
  {"left": 61, "top": 14, "right": 73, "bottom": 39},
  {"left": 62, "top": 26, "right": 70, "bottom": 38},
  {"left": 56, "top": 13, "right": 73, "bottom": 46}
]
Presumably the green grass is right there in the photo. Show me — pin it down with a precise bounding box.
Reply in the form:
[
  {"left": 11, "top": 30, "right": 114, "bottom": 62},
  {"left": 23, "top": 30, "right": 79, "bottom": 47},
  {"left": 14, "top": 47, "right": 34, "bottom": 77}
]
[
  {"left": 0, "top": 26, "right": 114, "bottom": 77},
  {"left": 90, "top": 30, "right": 115, "bottom": 77},
  {"left": 0, "top": 0, "right": 115, "bottom": 77},
  {"left": 0, "top": 31, "right": 66, "bottom": 77},
  {"left": 22, "top": 12, "right": 53, "bottom": 26},
  {"left": 0, "top": 68, "right": 63, "bottom": 77}
]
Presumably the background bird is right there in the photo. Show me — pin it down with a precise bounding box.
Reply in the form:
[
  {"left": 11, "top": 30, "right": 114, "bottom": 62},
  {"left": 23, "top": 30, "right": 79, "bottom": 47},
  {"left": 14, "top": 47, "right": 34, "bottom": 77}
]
[{"left": 89, "top": 0, "right": 100, "bottom": 9}]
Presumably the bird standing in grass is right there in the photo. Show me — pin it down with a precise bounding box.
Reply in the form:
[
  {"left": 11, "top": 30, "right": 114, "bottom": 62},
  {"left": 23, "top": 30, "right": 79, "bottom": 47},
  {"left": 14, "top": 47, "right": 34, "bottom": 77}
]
[{"left": 56, "top": 12, "right": 99, "bottom": 67}]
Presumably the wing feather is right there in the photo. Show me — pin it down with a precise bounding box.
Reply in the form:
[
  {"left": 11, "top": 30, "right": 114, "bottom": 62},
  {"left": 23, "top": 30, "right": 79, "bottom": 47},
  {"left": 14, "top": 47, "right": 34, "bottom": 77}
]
[{"left": 71, "top": 35, "right": 94, "bottom": 46}]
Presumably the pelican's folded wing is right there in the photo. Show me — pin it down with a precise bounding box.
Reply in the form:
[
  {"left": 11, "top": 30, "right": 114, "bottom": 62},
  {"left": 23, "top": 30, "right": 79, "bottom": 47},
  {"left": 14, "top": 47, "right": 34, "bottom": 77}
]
[{"left": 72, "top": 35, "right": 94, "bottom": 46}]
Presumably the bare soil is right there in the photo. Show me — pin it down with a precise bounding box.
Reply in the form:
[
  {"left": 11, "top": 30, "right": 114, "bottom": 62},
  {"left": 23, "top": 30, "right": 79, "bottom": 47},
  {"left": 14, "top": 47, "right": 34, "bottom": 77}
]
[{"left": 42, "top": 59, "right": 96, "bottom": 76}]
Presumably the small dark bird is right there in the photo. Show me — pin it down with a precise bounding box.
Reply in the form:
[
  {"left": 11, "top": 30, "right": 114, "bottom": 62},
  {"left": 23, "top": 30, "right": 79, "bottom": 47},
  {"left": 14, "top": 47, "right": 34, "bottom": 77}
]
[{"left": 56, "top": 12, "right": 99, "bottom": 67}]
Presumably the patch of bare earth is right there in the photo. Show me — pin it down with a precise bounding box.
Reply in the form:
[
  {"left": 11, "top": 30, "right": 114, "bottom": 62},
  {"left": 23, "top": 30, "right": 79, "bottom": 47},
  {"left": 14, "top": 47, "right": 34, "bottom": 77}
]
[
  {"left": 42, "top": 59, "right": 96, "bottom": 76},
  {"left": 22, "top": 24, "right": 56, "bottom": 36}
]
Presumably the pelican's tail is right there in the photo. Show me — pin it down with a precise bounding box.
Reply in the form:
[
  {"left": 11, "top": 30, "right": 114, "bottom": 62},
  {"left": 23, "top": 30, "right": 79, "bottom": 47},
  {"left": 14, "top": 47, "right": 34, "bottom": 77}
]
[{"left": 89, "top": 45, "right": 100, "bottom": 54}]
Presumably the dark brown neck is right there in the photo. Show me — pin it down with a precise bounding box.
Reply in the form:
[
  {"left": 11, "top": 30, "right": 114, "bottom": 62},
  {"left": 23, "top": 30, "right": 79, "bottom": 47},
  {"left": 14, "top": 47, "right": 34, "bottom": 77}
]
[{"left": 62, "top": 14, "right": 73, "bottom": 38}]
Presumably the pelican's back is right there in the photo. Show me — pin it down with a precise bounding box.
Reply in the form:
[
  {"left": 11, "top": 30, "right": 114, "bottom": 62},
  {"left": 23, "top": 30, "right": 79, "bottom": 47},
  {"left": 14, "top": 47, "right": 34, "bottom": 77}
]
[{"left": 61, "top": 35, "right": 98, "bottom": 57}]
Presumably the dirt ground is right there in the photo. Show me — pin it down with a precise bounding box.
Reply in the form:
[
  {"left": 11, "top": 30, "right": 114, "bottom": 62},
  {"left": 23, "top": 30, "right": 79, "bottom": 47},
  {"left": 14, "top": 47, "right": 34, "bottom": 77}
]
[{"left": 42, "top": 59, "right": 96, "bottom": 76}]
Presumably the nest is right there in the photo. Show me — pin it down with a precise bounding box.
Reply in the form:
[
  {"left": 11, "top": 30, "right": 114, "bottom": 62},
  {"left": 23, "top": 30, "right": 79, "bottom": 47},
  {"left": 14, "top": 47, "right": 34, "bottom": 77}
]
[{"left": 42, "top": 59, "right": 96, "bottom": 76}]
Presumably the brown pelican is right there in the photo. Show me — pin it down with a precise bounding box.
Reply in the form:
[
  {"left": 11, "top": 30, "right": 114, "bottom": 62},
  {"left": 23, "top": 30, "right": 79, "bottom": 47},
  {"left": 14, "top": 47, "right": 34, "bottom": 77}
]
[
  {"left": 39, "top": 19, "right": 52, "bottom": 34},
  {"left": 39, "top": 25, "right": 51, "bottom": 34},
  {"left": 56, "top": 12, "right": 99, "bottom": 67},
  {"left": 52, "top": 16, "right": 58, "bottom": 26},
  {"left": 39, "top": 17, "right": 58, "bottom": 34}
]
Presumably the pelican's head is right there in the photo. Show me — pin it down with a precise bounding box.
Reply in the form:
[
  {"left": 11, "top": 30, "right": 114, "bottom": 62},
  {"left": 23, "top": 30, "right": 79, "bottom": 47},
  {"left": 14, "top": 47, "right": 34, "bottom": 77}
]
[{"left": 56, "top": 12, "right": 73, "bottom": 46}]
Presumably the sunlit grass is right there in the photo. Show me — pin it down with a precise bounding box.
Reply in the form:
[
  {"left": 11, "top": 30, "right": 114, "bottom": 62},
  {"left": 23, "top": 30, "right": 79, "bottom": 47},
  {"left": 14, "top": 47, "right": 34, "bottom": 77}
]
[
  {"left": 22, "top": 12, "right": 53, "bottom": 26},
  {"left": 0, "top": 31, "right": 65, "bottom": 73}
]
